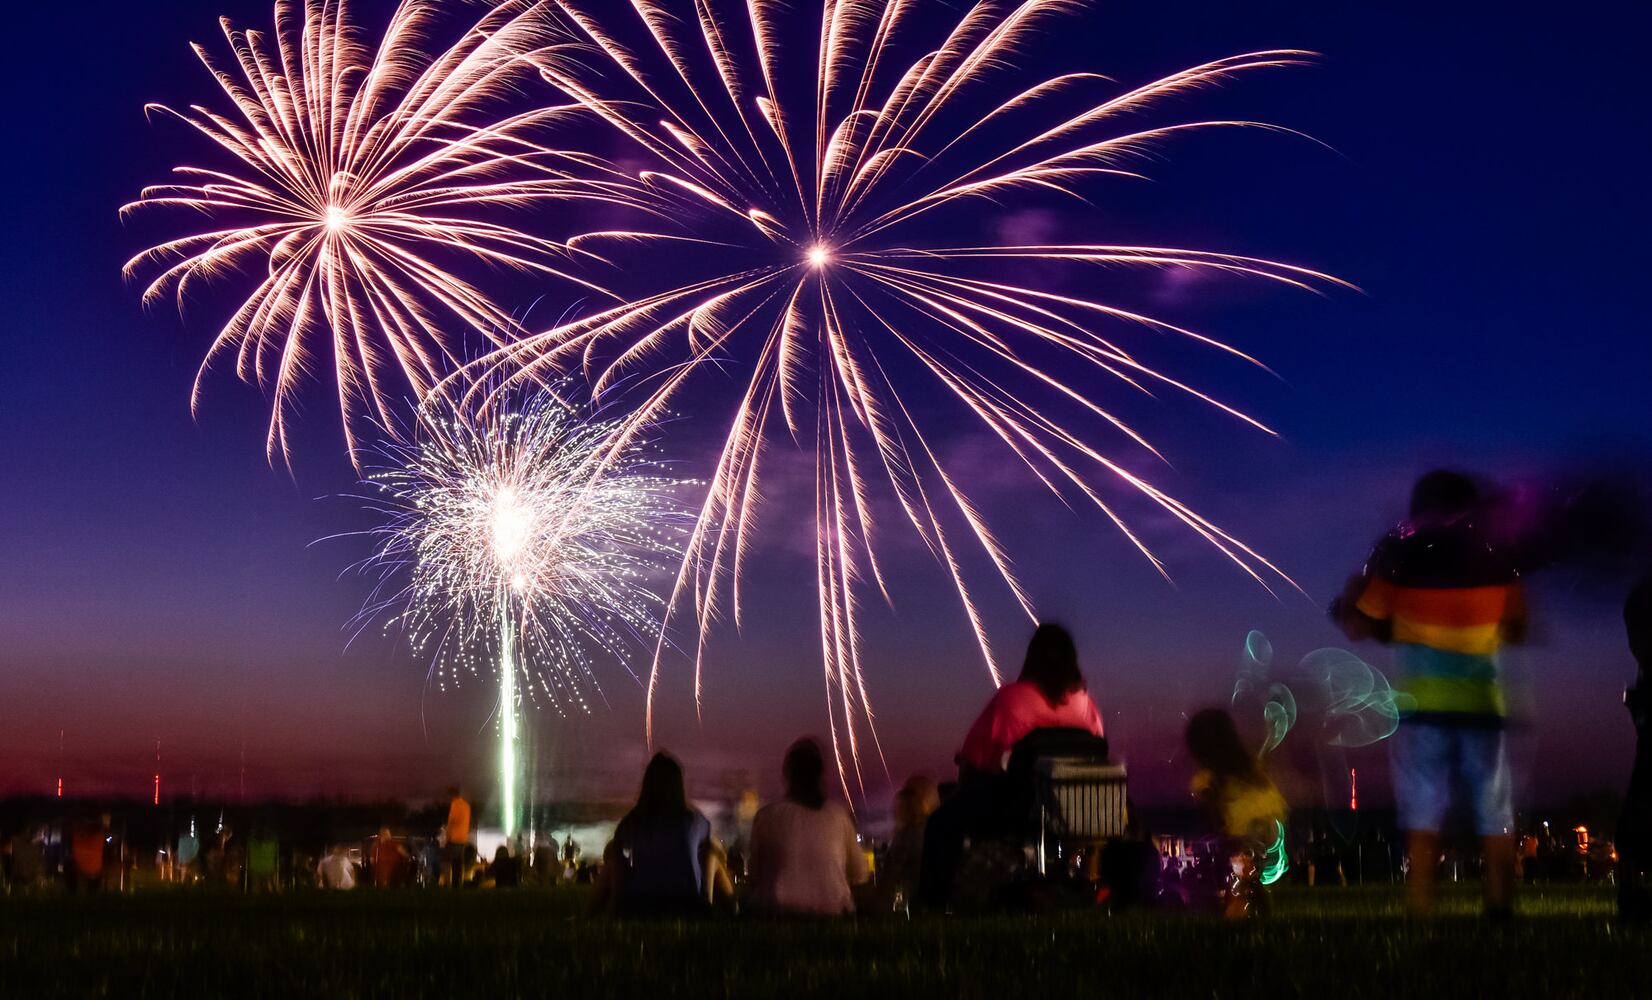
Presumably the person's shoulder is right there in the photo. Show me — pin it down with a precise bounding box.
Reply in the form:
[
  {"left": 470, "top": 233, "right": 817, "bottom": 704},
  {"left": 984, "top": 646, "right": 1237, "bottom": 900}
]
[
  {"left": 995, "top": 680, "right": 1043, "bottom": 707},
  {"left": 813, "top": 801, "right": 856, "bottom": 833},
  {"left": 1365, "top": 527, "right": 1409, "bottom": 575},
  {"left": 819, "top": 800, "right": 852, "bottom": 820},
  {"left": 752, "top": 801, "right": 788, "bottom": 824}
]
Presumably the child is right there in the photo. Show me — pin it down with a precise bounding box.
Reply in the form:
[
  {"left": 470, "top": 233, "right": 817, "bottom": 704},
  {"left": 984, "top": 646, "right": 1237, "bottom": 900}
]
[{"left": 1185, "top": 708, "right": 1288, "bottom": 917}]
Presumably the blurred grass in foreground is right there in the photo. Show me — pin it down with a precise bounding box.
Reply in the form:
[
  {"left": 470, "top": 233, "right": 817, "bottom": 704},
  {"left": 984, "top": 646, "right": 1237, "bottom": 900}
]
[{"left": 0, "top": 885, "right": 1640, "bottom": 998}]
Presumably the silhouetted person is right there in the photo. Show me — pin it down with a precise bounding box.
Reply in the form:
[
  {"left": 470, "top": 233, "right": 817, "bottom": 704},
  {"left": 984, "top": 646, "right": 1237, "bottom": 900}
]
[
  {"left": 1618, "top": 578, "right": 1652, "bottom": 919},
  {"left": 596, "top": 752, "right": 712, "bottom": 916},
  {"left": 489, "top": 845, "right": 521, "bottom": 888},
  {"left": 247, "top": 827, "right": 280, "bottom": 892},
  {"left": 70, "top": 815, "right": 109, "bottom": 893},
  {"left": 747, "top": 738, "right": 868, "bottom": 915},
  {"left": 1332, "top": 470, "right": 1526, "bottom": 917},
  {"left": 885, "top": 775, "right": 939, "bottom": 909},
  {"left": 370, "top": 826, "right": 406, "bottom": 888},
  {"left": 919, "top": 623, "right": 1104, "bottom": 909}
]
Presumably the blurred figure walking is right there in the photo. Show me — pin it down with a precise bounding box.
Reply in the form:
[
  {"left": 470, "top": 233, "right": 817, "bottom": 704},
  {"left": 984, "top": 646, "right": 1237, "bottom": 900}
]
[{"left": 1333, "top": 470, "right": 1526, "bottom": 917}]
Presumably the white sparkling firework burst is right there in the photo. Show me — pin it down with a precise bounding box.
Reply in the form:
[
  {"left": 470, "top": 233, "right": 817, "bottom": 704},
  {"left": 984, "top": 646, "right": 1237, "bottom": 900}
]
[
  {"left": 464, "top": 0, "right": 1350, "bottom": 791},
  {"left": 122, "top": 0, "right": 611, "bottom": 463},
  {"left": 355, "top": 384, "right": 689, "bottom": 713}
]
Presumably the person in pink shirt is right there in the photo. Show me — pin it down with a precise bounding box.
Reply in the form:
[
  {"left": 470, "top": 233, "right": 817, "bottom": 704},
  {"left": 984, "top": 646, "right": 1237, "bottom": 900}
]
[
  {"left": 920, "top": 623, "right": 1105, "bottom": 908},
  {"left": 746, "top": 738, "right": 870, "bottom": 915},
  {"left": 959, "top": 641, "right": 1105, "bottom": 773}
]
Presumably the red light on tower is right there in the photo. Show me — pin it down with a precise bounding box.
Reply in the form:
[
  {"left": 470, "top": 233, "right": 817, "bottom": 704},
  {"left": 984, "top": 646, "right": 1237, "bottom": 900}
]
[
  {"left": 1350, "top": 767, "right": 1358, "bottom": 812},
  {"left": 153, "top": 739, "right": 161, "bottom": 806}
]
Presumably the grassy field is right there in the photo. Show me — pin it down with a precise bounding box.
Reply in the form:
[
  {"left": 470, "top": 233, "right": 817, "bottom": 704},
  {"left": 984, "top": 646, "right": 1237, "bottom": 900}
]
[{"left": 0, "top": 885, "right": 1643, "bottom": 998}]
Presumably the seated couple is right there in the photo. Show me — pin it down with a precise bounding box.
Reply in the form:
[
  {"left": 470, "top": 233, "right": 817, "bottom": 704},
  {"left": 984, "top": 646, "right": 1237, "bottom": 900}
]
[{"left": 596, "top": 737, "right": 868, "bottom": 917}]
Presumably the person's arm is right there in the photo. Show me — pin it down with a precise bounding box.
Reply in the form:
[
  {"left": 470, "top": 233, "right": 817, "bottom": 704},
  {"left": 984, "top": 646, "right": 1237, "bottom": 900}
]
[
  {"left": 958, "top": 689, "right": 1011, "bottom": 774},
  {"left": 1084, "top": 693, "right": 1104, "bottom": 738},
  {"left": 701, "top": 837, "right": 734, "bottom": 904},
  {"left": 746, "top": 810, "right": 768, "bottom": 886},
  {"left": 1330, "top": 572, "right": 1393, "bottom": 643},
  {"left": 843, "top": 811, "right": 870, "bottom": 887}
]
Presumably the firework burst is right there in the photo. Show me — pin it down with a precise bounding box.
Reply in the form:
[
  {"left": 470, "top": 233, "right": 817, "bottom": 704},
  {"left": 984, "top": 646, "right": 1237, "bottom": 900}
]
[
  {"left": 354, "top": 380, "right": 688, "bottom": 833},
  {"left": 462, "top": 0, "right": 1349, "bottom": 791},
  {"left": 355, "top": 383, "right": 687, "bottom": 714},
  {"left": 122, "top": 0, "right": 612, "bottom": 463}
]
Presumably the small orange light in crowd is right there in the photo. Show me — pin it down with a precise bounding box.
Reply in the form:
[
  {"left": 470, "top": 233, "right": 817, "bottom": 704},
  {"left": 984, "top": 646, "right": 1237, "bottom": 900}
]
[{"left": 1575, "top": 825, "right": 1589, "bottom": 849}]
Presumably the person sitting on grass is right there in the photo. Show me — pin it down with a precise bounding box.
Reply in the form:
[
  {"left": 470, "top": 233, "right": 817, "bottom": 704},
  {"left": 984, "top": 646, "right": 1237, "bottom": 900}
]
[
  {"left": 316, "top": 843, "right": 357, "bottom": 890},
  {"left": 595, "top": 751, "right": 714, "bottom": 916},
  {"left": 488, "top": 845, "right": 521, "bottom": 888},
  {"left": 1185, "top": 708, "right": 1287, "bottom": 917},
  {"left": 919, "top": 623, "right": 1105, "bottom": 909},
  {"left": 747, "top": 738, "right": 869, "bottom": 915},
  {"left": 884, "top": 775, "right": 939, "bottom": 911}
]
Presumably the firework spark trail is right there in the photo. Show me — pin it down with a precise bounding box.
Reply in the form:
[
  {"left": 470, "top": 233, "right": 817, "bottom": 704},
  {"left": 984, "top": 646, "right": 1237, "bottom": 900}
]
[
  {"left": 351, "top": 382, "right": 690, "bottom": 718},
  {"left": 462, "top": 0, "right": 1350, "bottom": 789},
  {"left": 121, "top": 0, "right": 657, "bottom": 464}
]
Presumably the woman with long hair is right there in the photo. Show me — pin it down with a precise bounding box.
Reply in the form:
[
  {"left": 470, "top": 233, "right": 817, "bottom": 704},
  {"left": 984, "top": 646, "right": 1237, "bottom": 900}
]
[
  {"left": 597, "top": 751, "right": 713, "bottom": 916},
  {"left": 746, "top": 738, "right": 869, "bottom": 915},
  {"left": 958, "top": 623, "right": 1104, "bottom": 773},
  {"left": 920, "top": 623, "right": 1106, "bottom": 908}
]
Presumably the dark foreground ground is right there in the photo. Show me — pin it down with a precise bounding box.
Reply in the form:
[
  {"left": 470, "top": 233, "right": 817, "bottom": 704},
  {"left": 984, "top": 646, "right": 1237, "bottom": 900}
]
[{"left": 0, "top": 885, "right": 1642, "bottom": 998}]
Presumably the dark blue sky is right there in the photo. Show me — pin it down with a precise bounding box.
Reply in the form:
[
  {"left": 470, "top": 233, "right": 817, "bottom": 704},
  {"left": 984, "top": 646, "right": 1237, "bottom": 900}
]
[{"left": 1, "top": 1, "right": 1647, "bottom": 811}]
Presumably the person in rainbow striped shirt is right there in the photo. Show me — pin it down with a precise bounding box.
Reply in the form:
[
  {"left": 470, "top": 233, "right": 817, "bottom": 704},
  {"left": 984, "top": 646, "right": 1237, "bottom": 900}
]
[{"left": 1332, "top": 470, "right": 1527, "bottom": 918}]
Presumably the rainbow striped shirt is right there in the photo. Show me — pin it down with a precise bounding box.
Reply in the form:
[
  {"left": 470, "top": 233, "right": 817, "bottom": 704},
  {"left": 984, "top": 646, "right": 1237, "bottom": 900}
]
[{"left": 1355, "top": 524, "right": 1524, "bottom": 726}]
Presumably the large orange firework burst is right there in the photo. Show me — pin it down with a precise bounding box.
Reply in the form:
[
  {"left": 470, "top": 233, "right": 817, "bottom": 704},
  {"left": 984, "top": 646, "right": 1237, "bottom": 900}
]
[
  {"left": 466, "top": 0, "right": 1350, "bottom": 791},
  {"left": 122, "top": 0, "right": 608, "bottom": 463}
]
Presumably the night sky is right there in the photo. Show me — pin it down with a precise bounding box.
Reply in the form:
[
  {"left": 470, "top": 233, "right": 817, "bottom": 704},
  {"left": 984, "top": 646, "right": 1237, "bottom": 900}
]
[{"left": 2, "top": 1, "right": 1648, "bottom": 814}]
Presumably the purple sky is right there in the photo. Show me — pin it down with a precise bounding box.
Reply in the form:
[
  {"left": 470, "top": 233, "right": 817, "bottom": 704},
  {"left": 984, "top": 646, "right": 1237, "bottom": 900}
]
[{"left": 1, "top": 0, "right": 1648, "bottom": 813}]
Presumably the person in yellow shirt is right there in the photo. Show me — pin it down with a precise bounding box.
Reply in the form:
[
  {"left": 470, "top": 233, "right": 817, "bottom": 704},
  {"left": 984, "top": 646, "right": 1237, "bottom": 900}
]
[{"left": 1186, "top": 708, "right": 1288, "bottom": 917}]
